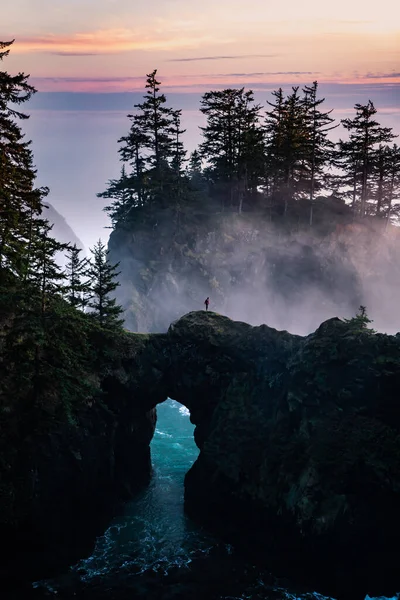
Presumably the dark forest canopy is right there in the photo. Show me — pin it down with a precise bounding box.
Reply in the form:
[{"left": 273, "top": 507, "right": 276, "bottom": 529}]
[
  {"left": 0, "top": 40, "right": 123, "bottom": 327},
  {"left": 0, "top": 40, "right": 124, "bottom": 442},
  {"left": 98, "top": 70, "right": 400, "bottom": 230}
]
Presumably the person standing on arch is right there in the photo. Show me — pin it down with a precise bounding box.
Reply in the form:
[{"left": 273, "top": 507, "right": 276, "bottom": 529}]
[{"left": 204, "top": 297, "right": 210, "bottom": 311}]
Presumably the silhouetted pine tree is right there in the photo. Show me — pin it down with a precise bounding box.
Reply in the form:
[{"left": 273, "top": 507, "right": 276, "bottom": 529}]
[
  {"left": 132, "top": 70, "right": 175, "bottom": 207},
  {"left": 199, "top": 88, "right": 264, "bottom": 211},
  {"left": 26, "top": 220, "right": 68, "bottom": 314},
  {"left": 99, "top": 70, "right": 180, "bottom": 221},
  {"left": 301, "top": 81, "right": 337, "bottom": 225},
  {"left": 170, "top": 109, "right": 186, "bottom": 177},
  {"left": 265, "top": 86, "right": 308, "bottom": 213},
  {"left": 65, "top": 244, "right": 89, "bottom": 309},
  {"left": 340, "top": 101, "right": 395, "bottom": 217},
  {"left": 333, "top": 137, "right": 363, "bottom": 216},
  {"left": 0, "top": 40, "right": 49, "bottom": 276},
  {"left": 264, "top": 88, "right": 286, "bottom": 196},
  {"left": 384, "top": 144, "right": 400, "bottom": 224},
  {"left": 88, "top": 240, "right": 124, "bottom": 329}
]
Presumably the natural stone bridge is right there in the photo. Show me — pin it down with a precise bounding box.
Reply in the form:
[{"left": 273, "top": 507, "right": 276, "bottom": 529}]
[
  {"left": 4, "top": 311, "right": 400, "bottom": 598},
  {"left": 100, "top": 311, "right": 400, "bottom": 598}
]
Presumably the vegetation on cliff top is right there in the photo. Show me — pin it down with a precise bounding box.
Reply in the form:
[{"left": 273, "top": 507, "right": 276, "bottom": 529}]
[
  {"left": 97, "top": 70, "right": 400, "bottom": 333},
  {"left": 0, "top": 41, "right": 128, "bottom": 519},
  {"left": 100, "top": 71, "right": 399, "bottom": 229}
]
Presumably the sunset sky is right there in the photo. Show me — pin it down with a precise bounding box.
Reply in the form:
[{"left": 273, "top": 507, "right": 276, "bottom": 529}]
[
  {"left": 3, "top": 0, "right": 400, "bottom": 91},
  {"left": 2, "top": 1, "right": 400, "bottom": 249}
]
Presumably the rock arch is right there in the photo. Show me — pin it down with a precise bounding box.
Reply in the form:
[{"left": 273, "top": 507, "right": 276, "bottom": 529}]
[
  {"left": 119, "top": 311, "right": 400, "bottom": 598},
  {"left": 3, "top": 311, "right": 400, "bottom": 598}
]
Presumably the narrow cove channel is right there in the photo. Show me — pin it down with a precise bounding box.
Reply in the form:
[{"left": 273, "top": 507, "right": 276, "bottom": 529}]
[
  {"left": 33, "top": 400, "right": 393, "bottom": 600},
  {"left": 71, "top": 399, "right": 215, "bottom": 579}
]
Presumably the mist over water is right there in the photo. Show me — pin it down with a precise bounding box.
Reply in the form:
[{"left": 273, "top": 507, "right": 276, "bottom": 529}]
[
  {"left": 213, "top": 221, "right": 400, "bottom": 335},
  {"left": 112, "top": 211, "right": 400, "bottom": 337}
]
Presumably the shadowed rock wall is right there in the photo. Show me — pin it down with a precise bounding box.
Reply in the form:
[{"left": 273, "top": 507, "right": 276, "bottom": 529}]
[{"left": 2, "top": 311, "right": 400, "bottom": 598}]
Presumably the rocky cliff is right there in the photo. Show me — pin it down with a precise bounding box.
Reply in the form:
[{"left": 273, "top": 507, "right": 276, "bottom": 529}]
[
  {"left": 0, "top": 328, "right": 163, "bottom": 588},
  {"left": 2, "top": 311, "right": 400, "bottom": 598},
  {"left": 174, "top": 313, "right": 400, "bottom": 598},
  {"left": 108, "top": 208, "right": 400, "bottom": 335}
]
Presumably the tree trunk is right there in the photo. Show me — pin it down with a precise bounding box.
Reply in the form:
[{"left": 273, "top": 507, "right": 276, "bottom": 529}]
[{"left": 385, "top": 171, "right": 395, "bottom": 230}]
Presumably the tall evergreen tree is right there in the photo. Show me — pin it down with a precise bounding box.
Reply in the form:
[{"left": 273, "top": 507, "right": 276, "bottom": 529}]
[
  {"left": 199, "top": 88, "right": 264, "bottom": 211},
  {"left": 302, "top": 81, "right": 337, "bottom": 225},
  {"left": 170, "top": 109, "right": 186, "bottom": 177},
  {"left": 265, "top": 86, "right": 308, "bottom": 213},
  {"left": 25, "top": 220, "right": 68, "bottom": 315},
  {"left": 384, "top": 144, "right": 400, "bottom": 225},
  {"left": 137, "top": 70, "right": 174, "bottom": 169},
  {"left": 334, "top": 137, "right": 363, "bottom": 216},
  {"left": 64, "top": 244, "right": 89, "bottom": 309},
  {"left": 132, "top": 70, "right": 175, "bottom": 206},
  {"left": 99, "top": 70, "right": 180, "bottom": 221},
  {"left": 264, "top": 87, "right": 286, "bottom": 196},
  {"left": 87, "top": 240, "right": 124, "bottom": 329},
  {"left": 372, "top": 144, "right": 391, "bottom": 217},
  {"left": 340, "top": 101, "right": 395, "bottom": 217},
  {"left": 0, "top": 40, "right": 49, "bottom": 275}
]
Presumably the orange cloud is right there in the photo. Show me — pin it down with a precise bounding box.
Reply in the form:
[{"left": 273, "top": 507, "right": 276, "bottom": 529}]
[{"left": 12, "top": 28, "right": 225, "bottom": 55}]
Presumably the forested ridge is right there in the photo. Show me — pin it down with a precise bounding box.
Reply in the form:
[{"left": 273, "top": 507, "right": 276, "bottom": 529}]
[
  {"left": 100, "top": 70, "right": 400, "bottom": 228},
  {"left": 98, "top": 70, "right": 400, "bottom": 333}
]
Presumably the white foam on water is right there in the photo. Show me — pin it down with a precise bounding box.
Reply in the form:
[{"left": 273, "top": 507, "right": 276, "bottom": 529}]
[
  {"left": 365, "top": 596, "right": 400, "bottom": 600},
  {"left": 155, "top": 428, "right": 173, "bottom": 438},
  {"left": 179, "top": 405, "right": 190, "bottom": 417}
]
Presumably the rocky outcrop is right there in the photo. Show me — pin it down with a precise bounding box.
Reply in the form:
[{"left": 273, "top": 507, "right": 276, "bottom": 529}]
[
  {"left": 2, "top": 404, "right": 155, "bottom": 585},
  {"left": 174, "top": 313, "right": 400, "bottom": 598},
  {"left": 1, "top": 331, "right": 165, "bottom": 589},
  {"left": 2, "top": 311, "right": 400, "bottom": 598}
]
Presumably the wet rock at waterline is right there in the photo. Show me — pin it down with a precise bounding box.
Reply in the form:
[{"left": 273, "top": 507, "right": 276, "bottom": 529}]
[{"left": 1, "top": 311, "right": 400, "bottom": 598}]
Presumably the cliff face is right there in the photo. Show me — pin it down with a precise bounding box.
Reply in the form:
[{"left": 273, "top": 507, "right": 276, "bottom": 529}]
[
  {"left": 2, "top": 403, "right": 156, "bottom": 585},
  {"left": 2, "top": 312, "right": 400, "bottom": 598},
  {"left": 0, "top": 328, "right": 166, "bottom": 588},
  {"left": 108, "top": 208, "right": 400, "bottom": 335},
  {"left": 43, "top": 202, "right": 86, "bottom": 264},
  {"left": 173, "top": 314, "right": 400, "bottom": 597}
]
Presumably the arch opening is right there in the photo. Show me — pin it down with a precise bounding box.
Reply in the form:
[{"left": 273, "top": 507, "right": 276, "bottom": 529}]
[
  {"left": 118, "top": 398, "right": 204, "bottom": 572},
  {"left": 151, "top": 397, "right": 199, "bottom": 477}
]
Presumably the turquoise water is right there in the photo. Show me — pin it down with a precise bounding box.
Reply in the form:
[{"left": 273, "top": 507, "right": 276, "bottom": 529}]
[
  {"left": 71, "top": 399, "right": 216, "bottom": 580},
  {"left": 33, "top": 400, "right": 396, "bottom": 600}
]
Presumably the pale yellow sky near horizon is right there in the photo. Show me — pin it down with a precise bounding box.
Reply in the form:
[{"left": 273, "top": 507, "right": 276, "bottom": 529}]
[{"left": 2, "top": 0, "right": 399, "bottom": 91}]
